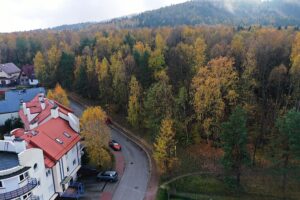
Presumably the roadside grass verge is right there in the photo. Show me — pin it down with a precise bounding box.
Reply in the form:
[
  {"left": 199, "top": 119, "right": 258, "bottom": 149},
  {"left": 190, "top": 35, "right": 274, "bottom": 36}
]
[{"left": 158, "top": 173, "right": 300, "bottom": 200}]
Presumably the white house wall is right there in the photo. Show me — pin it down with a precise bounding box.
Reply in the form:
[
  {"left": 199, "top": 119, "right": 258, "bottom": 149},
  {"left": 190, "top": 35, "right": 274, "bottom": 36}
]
[{"left": 18, "top": 148, "right": 55, "bottom": 200}]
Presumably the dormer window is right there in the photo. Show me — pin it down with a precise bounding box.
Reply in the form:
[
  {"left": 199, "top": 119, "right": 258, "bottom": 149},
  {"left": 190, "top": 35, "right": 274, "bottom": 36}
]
[
  {"left": 63, "top": 132, "right": 71, "bottom": 138},
  {"left": 55, "top": 138, "right": 63, "bottom": 144}
]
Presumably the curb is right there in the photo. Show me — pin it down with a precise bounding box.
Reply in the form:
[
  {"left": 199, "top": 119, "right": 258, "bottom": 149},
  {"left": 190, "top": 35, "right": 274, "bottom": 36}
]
[
  {"left": 68, "top": 93, "right": 158, "bottom": 200},
  {"left": 109, "top": 123, "right": 156, "bottom": 200}
]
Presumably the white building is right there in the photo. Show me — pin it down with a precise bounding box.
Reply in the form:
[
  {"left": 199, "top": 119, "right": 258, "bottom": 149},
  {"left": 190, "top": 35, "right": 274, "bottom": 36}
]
[
  {"left": 0, "top": 94, "right": 83, "bottom": 200},
  {"left": 0, "top": 63, "right": 21, "bottom": 86}
]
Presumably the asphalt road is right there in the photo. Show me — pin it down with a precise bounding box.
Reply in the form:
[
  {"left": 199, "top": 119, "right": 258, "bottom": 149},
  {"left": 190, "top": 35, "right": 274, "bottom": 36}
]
[{"left": 70, "top": 99, "right": 150, "bottom": 200}]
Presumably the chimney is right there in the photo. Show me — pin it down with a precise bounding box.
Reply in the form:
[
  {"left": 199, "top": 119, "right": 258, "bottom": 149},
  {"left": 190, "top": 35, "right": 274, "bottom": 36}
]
[
  {"left": 38, "top": 93, "right": 44, "bottom": 102},
  {"left": 41, "top": 100, "right": 45, "bottom": 110},
  {"left": 51, "top": 104, "right": 59, "bottom": 118},
  {"left": 22, "top": 102, "right": 27, "bottom": 115}
]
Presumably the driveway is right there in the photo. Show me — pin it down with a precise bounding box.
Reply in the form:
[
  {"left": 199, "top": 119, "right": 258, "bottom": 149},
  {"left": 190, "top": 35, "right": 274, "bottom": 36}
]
[{"left": 70, "top": 100, "right": 150, "bottom": 200}]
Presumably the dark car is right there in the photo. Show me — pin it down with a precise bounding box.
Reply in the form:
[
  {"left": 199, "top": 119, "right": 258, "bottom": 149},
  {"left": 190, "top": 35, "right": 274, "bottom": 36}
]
[
  {"left": 109, "top": 140, "right": 121, "bottom": 151},
  {"left": 97, "top": 171, "right": 118, "bottom": 182},
  {"left": 78, "top": 165, "right": 99, "bottom": 177}
]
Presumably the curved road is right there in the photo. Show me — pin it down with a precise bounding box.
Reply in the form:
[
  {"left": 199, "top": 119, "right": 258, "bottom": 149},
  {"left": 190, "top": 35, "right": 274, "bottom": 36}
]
[{"left": 70, "top": 99, "right": 150, "bottom": 200}]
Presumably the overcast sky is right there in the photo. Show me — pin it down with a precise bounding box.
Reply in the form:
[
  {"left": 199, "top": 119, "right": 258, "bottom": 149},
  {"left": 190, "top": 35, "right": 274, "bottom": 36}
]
[{"left": 0, "top": 0, "right": 187, "bottom": 33}]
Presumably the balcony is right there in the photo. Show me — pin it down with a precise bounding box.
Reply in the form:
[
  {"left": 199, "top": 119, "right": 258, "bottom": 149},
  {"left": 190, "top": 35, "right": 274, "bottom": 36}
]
[{"left": 0, "top": 178, "right": 37, "bottom": 200}]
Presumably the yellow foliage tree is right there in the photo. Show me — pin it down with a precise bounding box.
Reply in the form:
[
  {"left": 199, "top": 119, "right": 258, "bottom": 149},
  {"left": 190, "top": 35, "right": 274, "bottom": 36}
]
[
  {"left": 80, "top": 106, "right": 111, "bottom": 169},
  {"left": 33, "top": 51, "right": 47, "bottom": 84},
  {"left": 192, "top": 57, "right": 238, "bottom": 141},
  {"left": 127, "top": 76, "right": 142, "bottom": 128},
  {"left": 154, "top": 118, "right": 178, "bottom": 174},
  {"left": 46, "top": 83, "right": 70, "bottom": 107}
]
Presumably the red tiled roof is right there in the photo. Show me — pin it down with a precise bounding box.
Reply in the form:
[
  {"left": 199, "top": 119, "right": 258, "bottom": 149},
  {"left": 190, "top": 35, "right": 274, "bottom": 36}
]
[
  {"left": 13, "top": 94, "right": 80, "bottom": 168},
  {"left": 12, "top": 119, "right": 80, "bottom": 168}
]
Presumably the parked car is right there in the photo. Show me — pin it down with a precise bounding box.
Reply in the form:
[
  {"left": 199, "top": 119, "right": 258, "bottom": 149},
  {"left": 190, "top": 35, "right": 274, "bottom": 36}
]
[
  {"left": 105, "top": 117, "right": 112, "bottom": 125},
  {"left": 78, "top": 165, "right": 99, "bottom": 177},
  {"left": 97, "top": 171, "right": 118, "bottom": 182},
  {"left": 109, "top": 140, "right": 121, "bottom": 151}
]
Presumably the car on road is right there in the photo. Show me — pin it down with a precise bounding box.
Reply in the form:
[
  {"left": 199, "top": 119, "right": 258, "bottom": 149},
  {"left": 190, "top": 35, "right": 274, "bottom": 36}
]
[
  {"left": 109, "top": 139, "right": 121, "bottom": 151},
  {"left": 105, "top": 117, "right": 112, "bottom": 125},
  {"left": 97, "top": 171, "right": 118, "bottom": 182}
]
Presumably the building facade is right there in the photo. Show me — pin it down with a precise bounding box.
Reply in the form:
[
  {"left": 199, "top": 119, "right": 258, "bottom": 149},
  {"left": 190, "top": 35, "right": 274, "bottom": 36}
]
[
  {"left": 0, "top": 63, "right": 21, "bottom": 86},
  {"left": 0, "top": 93, "right": 83, "bottom": 200}
]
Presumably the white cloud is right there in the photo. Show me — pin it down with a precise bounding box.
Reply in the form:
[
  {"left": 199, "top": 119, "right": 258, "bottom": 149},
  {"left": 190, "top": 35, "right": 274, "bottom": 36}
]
[{"left": 0, "top": 0, "right": 186, "bottom": 32}]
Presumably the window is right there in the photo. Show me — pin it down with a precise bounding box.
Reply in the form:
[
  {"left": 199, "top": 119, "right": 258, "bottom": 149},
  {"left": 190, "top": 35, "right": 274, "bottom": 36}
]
[
  {"left": 23, "top": 194, "right": 27, "bottom": 199},
  {"left": 19, "top": 174, "right": 24, "bottom": 181},
  {"left": 73, "top": 159, "right": 76, "bottom": 166},
  {"left": 34, "top": 163, "right": 38, "bottom": 171},
  {"left": 24, "top": 172, "right": 29, "bottom": 178},
  {"left": 46, "top": 169, "right": 51, "bottom": 177},
  {"left": 67, "top": 167, "right": 69, "bottom": 172},
  {"left": 63, "top": 132, "right": 71, "bottom": 138},
  {"left": 55, "top": 138, "right": 63, "bottom": 144},
  {"left": 0, "top": 181, "right": 3, "bottom": 188}
]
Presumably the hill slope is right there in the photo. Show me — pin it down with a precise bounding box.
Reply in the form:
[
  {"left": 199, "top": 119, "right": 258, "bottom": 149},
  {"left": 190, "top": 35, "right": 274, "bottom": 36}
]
[
  {"left": 107, "top": 0, "right": 300, "bottom": 28},
  {"left": 52, "top": 0, "right": 300, "bottom": 31}
]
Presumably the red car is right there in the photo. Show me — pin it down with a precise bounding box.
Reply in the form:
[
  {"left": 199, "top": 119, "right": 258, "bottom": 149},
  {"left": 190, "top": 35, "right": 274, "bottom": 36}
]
[
  {"left": 109, "top": 140, "right": 121, "bottom": 151},
  {"left": 105, "top": 117, "right": 112, "bottom": 125}
]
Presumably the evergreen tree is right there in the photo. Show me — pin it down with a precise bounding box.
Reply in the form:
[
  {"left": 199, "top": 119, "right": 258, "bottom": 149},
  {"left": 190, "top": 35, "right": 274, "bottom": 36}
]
[
  {"left": 221, "top": 106, "right": 249, "bottom": 186},
  {"left": 57, "top": 52, "right": 75, "bottom": 89},
  {"left": 276, "top": 109, "right": 300, "bottom": 194},
  {"left": 144, "top": 71, "right": 173, "bottom": 136}
]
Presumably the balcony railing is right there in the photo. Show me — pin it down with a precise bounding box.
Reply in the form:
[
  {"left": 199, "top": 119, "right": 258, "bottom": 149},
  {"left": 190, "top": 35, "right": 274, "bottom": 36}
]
[{"left": 0, "top": 178, "right": 37, "bottom": 200}]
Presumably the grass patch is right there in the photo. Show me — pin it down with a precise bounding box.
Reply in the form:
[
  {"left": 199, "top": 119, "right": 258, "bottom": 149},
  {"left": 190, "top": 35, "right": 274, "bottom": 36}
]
[
  {"left": 169, "top": 174, "right": 231, "bottom": 196},
  {"left": 164, "top": 173, "right": 300, "bottom": 200}
]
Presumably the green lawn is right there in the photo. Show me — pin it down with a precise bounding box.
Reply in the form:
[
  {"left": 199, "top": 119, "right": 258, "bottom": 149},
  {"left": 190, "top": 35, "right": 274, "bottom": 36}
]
[{"left": 158, "top": 173, "right": 300, "bottom": 200}]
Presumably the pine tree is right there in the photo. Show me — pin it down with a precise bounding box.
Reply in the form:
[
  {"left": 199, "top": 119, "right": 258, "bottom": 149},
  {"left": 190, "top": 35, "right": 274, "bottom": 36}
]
[
  {"left": 221, "top": 106, "right": 249, "bottom": 186},
  {"left": 276, "top": 109, "right": 300, "bottom": 194}
]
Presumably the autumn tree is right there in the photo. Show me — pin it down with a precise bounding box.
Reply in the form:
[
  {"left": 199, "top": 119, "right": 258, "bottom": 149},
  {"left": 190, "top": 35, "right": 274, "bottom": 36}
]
[
  {"left": 110, "top": 51, "right": 128, "bottom": 110},
  {"left": 34, "top": 51, "right": 47, "bottom": 85},
  {"left": 193, "top": 36, "right": 207, "bottom": 70},
  {"left": 127, "top": 76, "right": 142, "bottom": 128},
  {"left": 290, "top": 32, "right": 300, "bottom": 110},
  {"left": 80, "top": 106, "right": 112, "bottom": 169},
  {"left": 98, "top": 57, "right": 112, "bottom": 104},
  {"left": 46, "top": 45, "right": 62, "bottom": 87},
  {"left": 192, "top": 57, "right": 238, "bottom": 142},
  {"left": 47, "top": 83, "right": 70, "bottom": 107},
  {"left": 154, "top": 118, "right": 178, "bottom": 174},
  {"left": 221, "top": 106, "right": 249, "bottom": 186}
]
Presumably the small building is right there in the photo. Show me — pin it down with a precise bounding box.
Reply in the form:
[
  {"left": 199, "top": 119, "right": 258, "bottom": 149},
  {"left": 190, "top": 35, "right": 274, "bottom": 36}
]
[
  {"left": 19, "top": 65, "right": 39, "bottom": 86},
  {"left": 0, "top": 87, "right": 45, "bottom": 125},
  {"left": 0, "top": 94, "right": 84, "bottom": 200},
  {"left": 0, "top": 63, "right": 21, "bottom": 86}
]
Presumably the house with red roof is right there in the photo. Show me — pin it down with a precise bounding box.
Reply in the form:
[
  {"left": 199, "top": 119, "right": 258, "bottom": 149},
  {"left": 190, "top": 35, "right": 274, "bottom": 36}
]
[{"left": 0, "top": 93, "right": 84, "bottom": 199}]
